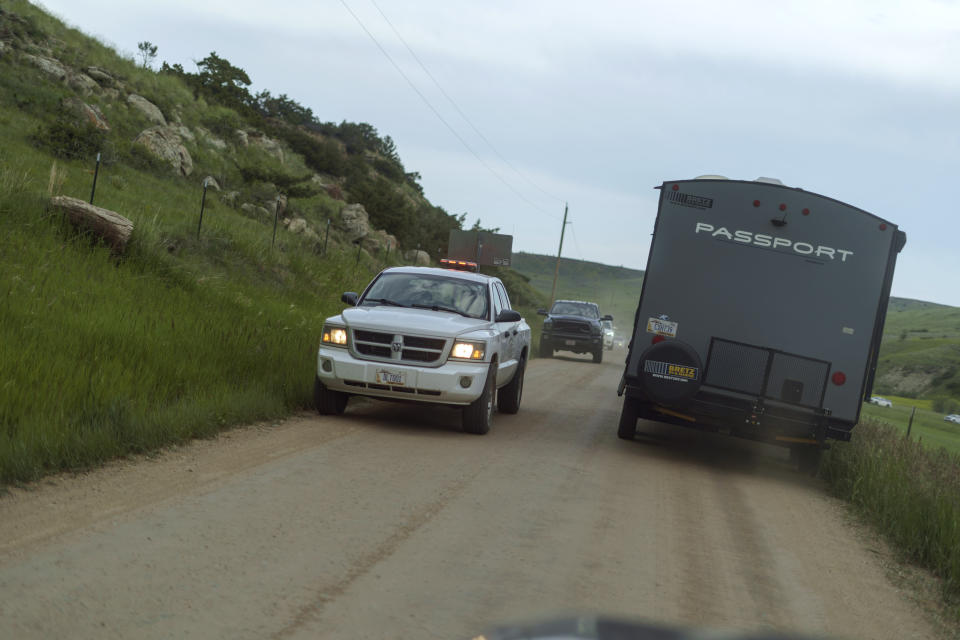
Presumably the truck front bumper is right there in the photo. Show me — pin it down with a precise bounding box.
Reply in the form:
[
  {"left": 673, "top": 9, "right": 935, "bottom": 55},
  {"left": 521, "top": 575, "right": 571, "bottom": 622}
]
[
  {"left": 541, "top": 334, "right": 602, "bottom": 353},
  {"left": 317, "top": 348, "right": 490, "bottom": 406}
]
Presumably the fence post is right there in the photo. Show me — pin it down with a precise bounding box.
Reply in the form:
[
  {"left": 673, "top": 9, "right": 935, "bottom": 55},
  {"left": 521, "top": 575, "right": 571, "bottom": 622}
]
[
  {"left": 906, "top": 406, "right": 916, "bottom": 439},
  {"left": 355, "top": 241, "right": 362, "bottom": 265},
  {"left": 323, "top": 218, "right": 331, "bottom": 256},
  {"left": 271, "top": 196, "right": 281, "bottom": 248},
  {"left": 89, "top": 152, "right": 101, "bottom": 204},
  {"left": 197, "top": 178, "right": 210, "bottom": 239}
]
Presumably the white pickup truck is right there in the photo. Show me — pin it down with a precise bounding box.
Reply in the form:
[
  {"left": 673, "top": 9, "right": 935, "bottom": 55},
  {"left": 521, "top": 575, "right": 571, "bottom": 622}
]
[{"left": 314, "top": 265, "right": 531, "bottom": 434}]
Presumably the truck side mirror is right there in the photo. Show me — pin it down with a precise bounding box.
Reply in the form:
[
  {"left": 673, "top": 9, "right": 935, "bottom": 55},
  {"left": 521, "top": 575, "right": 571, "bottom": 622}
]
[
  {"left": 341, "top": 292, "right": 359, "bottom": 306},
  {"left": 602, "top": 314, "right": 613, "bottom": 322},
  {"left": 537, "top": 309, "right": 548, "bottom": 316},
  {"left": 496, "top": 309, "right": 522, "bottom": 323}
]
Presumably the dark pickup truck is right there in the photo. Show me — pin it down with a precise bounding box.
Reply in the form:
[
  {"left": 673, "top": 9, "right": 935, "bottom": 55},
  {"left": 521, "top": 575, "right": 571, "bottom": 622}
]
[{"left": 538, "top": 299, "right": 611, "bottom": 363}]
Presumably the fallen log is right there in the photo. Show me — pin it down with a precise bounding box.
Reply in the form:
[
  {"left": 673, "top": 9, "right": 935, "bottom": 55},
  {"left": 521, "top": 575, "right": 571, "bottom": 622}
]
[{"left": 49, "top": 195, "right": 133, "bottom": 253}]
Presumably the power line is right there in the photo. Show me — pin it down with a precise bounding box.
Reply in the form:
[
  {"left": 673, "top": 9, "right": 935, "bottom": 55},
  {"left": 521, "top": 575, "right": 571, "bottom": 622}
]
[
  {"left": 338, "top": 0, "right": 559, "bottom": 221},
  {"left": 569, "top": 222, "right": 587, "bottom": 262},
  {"left": 368, "top": 0, "right": 565, "bottom": 205}
]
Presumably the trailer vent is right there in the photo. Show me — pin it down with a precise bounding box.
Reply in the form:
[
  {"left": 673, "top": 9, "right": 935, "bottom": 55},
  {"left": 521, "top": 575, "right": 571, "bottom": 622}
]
[{"left": 703, "top": 338, "right": 830, "bottom": 409}]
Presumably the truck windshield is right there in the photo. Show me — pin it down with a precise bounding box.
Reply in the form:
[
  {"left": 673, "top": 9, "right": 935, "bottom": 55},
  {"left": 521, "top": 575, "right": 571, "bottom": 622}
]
[
  {"left": 361, "top": 273, "right": 489, "bottom": 319},
  {"left": 551, "top": 302, "right": 599, "bottom": 318}
]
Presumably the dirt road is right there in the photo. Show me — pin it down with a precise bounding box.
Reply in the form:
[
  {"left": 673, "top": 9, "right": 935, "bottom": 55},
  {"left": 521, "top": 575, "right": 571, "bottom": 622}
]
[{"left": 0, "top": 352, "right": 942, "bottom": 639}]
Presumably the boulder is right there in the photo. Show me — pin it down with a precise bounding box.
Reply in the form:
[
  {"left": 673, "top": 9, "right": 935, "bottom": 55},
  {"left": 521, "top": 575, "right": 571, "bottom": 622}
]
[
  {"left": 23, "top": 54, "right": 68, "bottom": 81},
  {"left": 102, "top": 87, "right": 120, "bottom": 101},
  {"left": 404, "top": 249, "right": 431, "bottom": 266},
  {"left": 288, "top": 218, "right": 308, "bottom": 234},
  {"left": 221, "top": 191, "right": 240, "bottom": 207},
  {"left": 133, "top": 126, "right": 193, "bottom": 176},
  {"left": 240, "top": 203, "right": 270, "bottom": 219},
  {"left": 85, "top": 66, "right": 115, "bottom": 87},
  {"left": 68, "top": 72, "right": 100, "bottom": 95},
  {"left": 127, "top": 93, "right": 166, "bottom": 126},
  {"left": 363, "top": 229, "right": 398, "bottom": 254},
  {"left": 202, "top": 176, "right": 220, "bottom": 191},
  {"left": 0, "top": 41, "right": 7, "bottom": 56},
  {"left": 63, "top": 97, "right": 110, "bottom": 130},
  {"left": 340, "top": 203, "right": 370, "bottom": 242},
  {"left": 234, "top": 129, "right": 248, "bottom": 147}
]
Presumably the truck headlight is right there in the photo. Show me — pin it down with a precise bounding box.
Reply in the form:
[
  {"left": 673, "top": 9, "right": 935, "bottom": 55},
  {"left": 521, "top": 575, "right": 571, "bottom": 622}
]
[
  {"left": 321, "top": 325, "right": 348, "bottom": 347},
  {"left": 450, "top": 340, "right": 486, "bottom": 360}
]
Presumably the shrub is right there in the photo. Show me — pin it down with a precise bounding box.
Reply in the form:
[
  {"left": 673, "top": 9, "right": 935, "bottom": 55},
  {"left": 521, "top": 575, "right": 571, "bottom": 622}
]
[{"left": 30, "top": 117, "right": 106, "bottom": 160}]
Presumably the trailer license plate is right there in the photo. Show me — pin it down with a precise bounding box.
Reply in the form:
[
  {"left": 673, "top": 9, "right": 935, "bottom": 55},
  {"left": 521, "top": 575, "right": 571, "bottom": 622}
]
[
  {"left": 647, "top": 317, "right": 678, "bottom": 337},
  {"left": 375, "top": 369, "right": 406, "bottom": 386},
  {"left": 565, "top": 339, "right": 576, "bottom": 346}
]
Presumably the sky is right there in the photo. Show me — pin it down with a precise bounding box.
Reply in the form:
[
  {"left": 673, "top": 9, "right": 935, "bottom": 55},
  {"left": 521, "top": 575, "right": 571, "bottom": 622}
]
[{"left": 37, "top": 0, "right": 960, "bottom": 306}]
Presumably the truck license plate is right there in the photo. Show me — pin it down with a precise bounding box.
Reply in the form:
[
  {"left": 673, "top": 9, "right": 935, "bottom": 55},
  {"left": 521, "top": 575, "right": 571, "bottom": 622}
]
[
  {"left": 375, "top": 369, "right": 406, "bottom": 386},
  {"left": 565, "top": 339, "right": 576, "bottom": 346}
]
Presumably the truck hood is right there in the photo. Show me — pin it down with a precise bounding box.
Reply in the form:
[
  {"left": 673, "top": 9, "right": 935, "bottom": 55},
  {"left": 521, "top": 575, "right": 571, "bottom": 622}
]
[
  {"left": 548, "top": 314, "right": 600, "bottom": 326},
  {"left": 336, "top": 306, "right": 491, "bottom": 338}
]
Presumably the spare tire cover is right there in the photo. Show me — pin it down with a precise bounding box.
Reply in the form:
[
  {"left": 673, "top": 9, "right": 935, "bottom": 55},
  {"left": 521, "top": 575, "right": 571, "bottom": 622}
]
[{"left": 636, "top": 340, "right": 703, "bottom": 406}]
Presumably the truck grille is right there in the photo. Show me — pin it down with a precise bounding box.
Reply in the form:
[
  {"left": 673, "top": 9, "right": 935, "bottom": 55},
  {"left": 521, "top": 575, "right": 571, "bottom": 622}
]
[
  {"left": 553, "top": 319, "right": 591, "bottom": 334},
  {"left": 351, "top": 329, "right": 448, "bottom": 365},
  {"left": 703, "top": 338, "right": 830, "bottom": 409}
]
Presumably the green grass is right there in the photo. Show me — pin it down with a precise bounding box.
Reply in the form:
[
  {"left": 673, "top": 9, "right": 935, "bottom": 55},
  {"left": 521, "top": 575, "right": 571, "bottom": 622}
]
[
  {"left": 821, "top": 419, "right": 960, "bottom": 612},
  {"left": 860, "top": 401, "right": 960, "bottom": 456}
]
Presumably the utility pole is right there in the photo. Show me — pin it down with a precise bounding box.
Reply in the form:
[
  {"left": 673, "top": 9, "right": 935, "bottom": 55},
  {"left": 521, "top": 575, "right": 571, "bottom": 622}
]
[{"left": 549, "top": 203, "right": 569, "bottom": 306}]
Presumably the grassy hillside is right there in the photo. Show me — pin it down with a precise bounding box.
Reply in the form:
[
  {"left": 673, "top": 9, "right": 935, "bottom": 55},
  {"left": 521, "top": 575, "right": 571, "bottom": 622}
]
[
  {"left": 874, "top": 298, "right": 960, "bottom": 403},
  {"left": 511, "top": 252, "right": 644, "bottom": 334},
  {"left": 0, "top": 2, "right": 546, "bottom": 484}
]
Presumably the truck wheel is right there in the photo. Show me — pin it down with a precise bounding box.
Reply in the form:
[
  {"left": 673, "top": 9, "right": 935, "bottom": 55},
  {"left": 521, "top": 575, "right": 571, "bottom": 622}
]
[
  {"left": 618, "top": 397, "right": 639, "bottom": 440},
  {"left": 592, "top": 348, "right": 603, "bottom": 364},
  {"left": 497, "top": 356, "right": 525, "bottom": 414},
  {"left": 314, "top": 376, "right": 348, "bottom": 415},
  {"left": 463, "top": 363, "right": 496, "bottom": 435},
  {"left": 539, "top": 342, "right": 552, "bottom": 358},
  {"left": 794, "top": 446, "right": 822, "bottom": 475}
]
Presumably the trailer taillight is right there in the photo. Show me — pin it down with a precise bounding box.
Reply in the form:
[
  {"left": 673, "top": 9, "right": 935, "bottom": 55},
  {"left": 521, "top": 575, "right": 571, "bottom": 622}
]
[
  {"left": 832, "top": 371, "right": 847, "bottom": 386},
  {"left": 802, "top": 208, "right": 810, "bottom": 216},
  {"left": 672, "top": 184, "right": 679, "bottom": 191},
  {"left": 879, "top": 223, "right": 887, "bottom": 231},
  {"left": 779, "top": 203, "right": 787, "bottom": 211},
  {"left": 753, "top": 200, "right": 760, "bottom": 207},
  {"left": 651, "top": 335, "right": 666, "bottom": 345}
]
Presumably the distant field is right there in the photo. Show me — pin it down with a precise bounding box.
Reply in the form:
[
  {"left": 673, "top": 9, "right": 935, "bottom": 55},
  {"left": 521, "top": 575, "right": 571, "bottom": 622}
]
[{"left": 860, "top": 399, "right": 960, "bottom": 455}]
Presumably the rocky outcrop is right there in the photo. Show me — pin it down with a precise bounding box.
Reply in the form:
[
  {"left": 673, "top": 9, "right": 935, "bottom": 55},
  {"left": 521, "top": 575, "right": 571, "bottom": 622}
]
[
  {"left": 63, "top": 97, "right": 109, "bottom": 130},
  {"left": 127, "top": 94, "right": 166, "bottom": 126},
  {"left": 234, "top": 129, "right": 248, "bottom": 147},
  {"left": 195, "top": 126, "right": 227, "bottom": 151},
  {"left": 133, "top": 126, "right": 193, "bottom": 176},
  {"left": 287, "top": 218, "right": 307, "bottom": 234},
  {"left": 23, "top": 54, "right": 68, "bottom": 81},
  {"left": 404, "top": 249, "right": 431, "bottom": 266},
  {"left": 67, "top": 72, "right": 100, "bottom": 95},
  {"left": 363, "top": 229, "right": 398, "bottom": 254},
  {"left": 340, "top": 203, "right": 370, "bottom": 242},
  {"left": 249, "top": 131, "right": 284, "bottom": 163},
  {"left": 85, "top": 66, "right": 114, "bottom": 87},
  {"left": 240, "top": 203, "right": 270, "bottom": 219},
  {"left": 170, "top": 123, "right": 194, "bottom": 142}
]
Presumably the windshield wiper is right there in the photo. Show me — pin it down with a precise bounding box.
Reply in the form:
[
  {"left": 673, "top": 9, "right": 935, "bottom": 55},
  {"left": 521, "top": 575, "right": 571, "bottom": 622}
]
[
  {"left": 410, "top": 303, "right": 473, "bottom": 318},
  {"left": 364, "top": 297, "right": 409, "bottom": 308}
]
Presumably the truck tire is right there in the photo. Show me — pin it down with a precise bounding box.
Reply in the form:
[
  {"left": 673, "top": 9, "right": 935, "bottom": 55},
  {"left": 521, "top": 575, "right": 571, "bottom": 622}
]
[
  {"left": 593, "top": 348, "right": 603, "bottom": 364},
  {"left": 618, "top": 397, "right": 639, "bottom": 440},
  {"left": 314, "top": 376, "right": 348, "bottom": 415},
  {"left": 794, "top": 446, "right": 822, "bottom": 475},
  {"left": 539, "top": 341, "right": 552, "bottom": 358},
  {"left": 463, "top": 363, "right": 496, "bottom": 435},
  {"left": 497, "top": 356, "right": 525, "bottom": 414}
]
